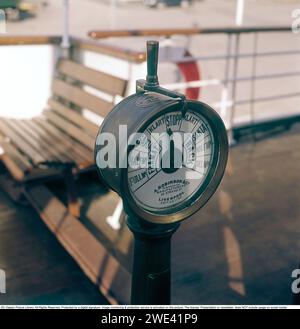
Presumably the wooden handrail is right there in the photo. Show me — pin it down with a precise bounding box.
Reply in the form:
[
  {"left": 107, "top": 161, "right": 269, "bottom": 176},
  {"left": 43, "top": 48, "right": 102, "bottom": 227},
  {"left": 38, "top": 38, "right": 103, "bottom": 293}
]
[
  {"left": 88, "top": 26, "right": 291, "bottom": 39},
  {"left": 0, "top": 35, "right": 146, "bottom": 63},
  {"left": 0, "top": 35, "right": 62, "bottom": 46},
  {"left": 1, "top": 26, "right": 291, "bottom": 63},
  {"left": 71, "top": 37, "right": 146, "bottom": 63}
]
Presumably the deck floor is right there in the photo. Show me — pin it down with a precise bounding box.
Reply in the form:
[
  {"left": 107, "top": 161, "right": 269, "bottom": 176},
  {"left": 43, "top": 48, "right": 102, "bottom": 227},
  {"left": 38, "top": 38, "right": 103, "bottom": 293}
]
[
  {"left": 75, "top": 125, "right": 300, "bottom": 305},
  {"left": 1, "top": 124, "right": 300, "bottom": 305},
  {"left": 0, "top": 189, "right": 108, "bottom": 305}
]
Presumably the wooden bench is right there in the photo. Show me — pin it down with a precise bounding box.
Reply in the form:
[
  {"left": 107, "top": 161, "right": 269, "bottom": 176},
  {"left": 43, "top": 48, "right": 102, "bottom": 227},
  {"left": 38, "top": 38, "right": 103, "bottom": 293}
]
[{"left": 0, "top": 58, "right": 127, "bottom": 216}]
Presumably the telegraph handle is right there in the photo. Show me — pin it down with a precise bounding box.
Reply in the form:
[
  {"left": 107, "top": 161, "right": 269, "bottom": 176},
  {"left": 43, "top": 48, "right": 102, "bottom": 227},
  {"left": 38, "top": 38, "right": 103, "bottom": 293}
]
[{"left": 146, "top": 40, "right": 159, "bottom": 87}]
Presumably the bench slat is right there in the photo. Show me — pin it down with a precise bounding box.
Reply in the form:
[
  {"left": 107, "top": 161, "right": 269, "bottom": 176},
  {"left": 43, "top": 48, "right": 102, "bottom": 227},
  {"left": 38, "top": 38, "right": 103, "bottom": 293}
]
[
  {"left": 33, "top": 118, "right": 93, "bottom": 166},
  {"left": 58, "top": 59, "right": 127, "bottom": 96},
  {"left": 0, "top": 139, "right": 31, "bottom": 171},
  {"left": 0, "top": 139, "right": 31, "bottom": 181},
  {"left": 0, "top": 119, "right": 45, "bottom": 164},
  {"left": 48, "top": 98, "right": 99, "bottom": 137},
  {"left": 8, "top": 119, "right": 59, "bottom": 163},
  {"left": 43, "top": 111, "right": 95, "bottom": 150},
  {"left": 0, "top": 153, "right": 25, "bottom": 181},
  {"left": 52, "top": 79, "right": 112, "bottom": 117},
  {"left": 16, "top": 119, "right": 70, "bottom": 163},
  {"left": 23, "top": 120, "right": 77, "bottom": 164}
]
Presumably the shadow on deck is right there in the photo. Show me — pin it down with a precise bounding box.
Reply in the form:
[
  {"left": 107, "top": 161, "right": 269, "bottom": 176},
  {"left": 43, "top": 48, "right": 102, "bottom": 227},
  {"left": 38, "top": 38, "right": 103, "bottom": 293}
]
[{"left": 0, "top": 189, "right": 108, "bottom": 305}]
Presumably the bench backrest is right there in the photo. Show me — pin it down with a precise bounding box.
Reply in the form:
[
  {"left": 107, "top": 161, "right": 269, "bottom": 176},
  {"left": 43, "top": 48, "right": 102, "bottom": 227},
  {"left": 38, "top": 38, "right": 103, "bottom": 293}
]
[
  {"left": 54, "top": 59, "right": 127, "bottom": 115},
  {"left": 46, "top": 59, "right": 128, "bottom": 150}
]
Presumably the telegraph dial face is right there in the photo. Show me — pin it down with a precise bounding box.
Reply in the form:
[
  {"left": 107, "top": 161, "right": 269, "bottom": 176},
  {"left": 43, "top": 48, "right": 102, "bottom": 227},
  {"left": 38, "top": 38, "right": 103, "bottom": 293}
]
[{"left": 125, "top": 105, "right": 221, "bottom": 223}]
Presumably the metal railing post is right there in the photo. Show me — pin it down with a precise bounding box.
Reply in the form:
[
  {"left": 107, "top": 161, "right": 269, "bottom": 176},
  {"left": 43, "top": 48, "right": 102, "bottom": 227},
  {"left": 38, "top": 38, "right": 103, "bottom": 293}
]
[
  {"left": 249, "top": 32, "right": 258, "bottom": 127},
  {"left": 229, "top": 33, "right": 241, "bottom": 136},
  {"left": 61, "top": 0, "right": 70, "bottom": 57},
  {"left": 220, "top": 33, "right": 233, "bottom": 128}
]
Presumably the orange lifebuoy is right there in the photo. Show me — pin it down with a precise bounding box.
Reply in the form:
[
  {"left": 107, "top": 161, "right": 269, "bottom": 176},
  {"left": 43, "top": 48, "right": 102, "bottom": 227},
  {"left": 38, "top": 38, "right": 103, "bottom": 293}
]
[{"left": 176, "top": 50, "right": 201, "bottom": 100}]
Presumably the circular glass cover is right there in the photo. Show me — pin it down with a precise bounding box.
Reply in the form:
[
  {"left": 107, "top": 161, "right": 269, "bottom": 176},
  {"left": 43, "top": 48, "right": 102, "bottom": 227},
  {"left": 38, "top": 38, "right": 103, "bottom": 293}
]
[{"left": 127, "top": 109, "right": 215, "bottom": 213}]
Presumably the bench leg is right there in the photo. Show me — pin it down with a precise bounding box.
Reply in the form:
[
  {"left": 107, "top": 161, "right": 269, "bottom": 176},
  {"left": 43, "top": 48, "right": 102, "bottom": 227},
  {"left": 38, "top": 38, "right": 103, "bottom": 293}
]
[
  {"left": 0, "top": 173, "right": 28, "bottom": 205},
  {"left": 63, "top": 166, "right": 80, "bottom": 218}
]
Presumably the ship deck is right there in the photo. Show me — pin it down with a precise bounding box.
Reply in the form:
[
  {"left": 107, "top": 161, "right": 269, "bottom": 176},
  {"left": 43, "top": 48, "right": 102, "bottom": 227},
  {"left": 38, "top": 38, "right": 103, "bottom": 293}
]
[{"left": 0, "top": 123, "right": 300, "bottom": 305}]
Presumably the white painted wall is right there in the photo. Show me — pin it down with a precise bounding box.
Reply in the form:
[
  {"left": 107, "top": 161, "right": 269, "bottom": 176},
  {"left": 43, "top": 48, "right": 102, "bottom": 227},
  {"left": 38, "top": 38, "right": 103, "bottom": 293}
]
[{"left": 0, "top": 45, "right": 55, "bottom": 119}]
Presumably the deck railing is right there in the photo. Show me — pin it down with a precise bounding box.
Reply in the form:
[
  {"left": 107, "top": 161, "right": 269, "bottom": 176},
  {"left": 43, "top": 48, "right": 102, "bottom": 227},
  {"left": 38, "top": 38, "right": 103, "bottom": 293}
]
[
  {"left": 89, "top": 26, "right": 300, "bottom": 132},
  {"left": 1, "top": 26, "right": 300, "bottom": 134}
]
